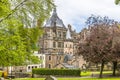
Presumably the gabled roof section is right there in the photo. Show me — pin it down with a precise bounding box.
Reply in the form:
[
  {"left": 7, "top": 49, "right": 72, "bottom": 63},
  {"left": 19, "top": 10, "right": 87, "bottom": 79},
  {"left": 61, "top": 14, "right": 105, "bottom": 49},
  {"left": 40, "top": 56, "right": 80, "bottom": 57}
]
[{"left": 45, "top": 8, "right": 65, "bottom": 28}]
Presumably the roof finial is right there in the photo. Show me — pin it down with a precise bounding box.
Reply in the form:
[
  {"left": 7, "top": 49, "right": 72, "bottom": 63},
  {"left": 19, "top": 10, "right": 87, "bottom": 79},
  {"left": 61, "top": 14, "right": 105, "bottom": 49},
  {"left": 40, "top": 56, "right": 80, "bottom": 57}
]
[{"left": 53, "top": 7, "right": 57, "bottom": 14}]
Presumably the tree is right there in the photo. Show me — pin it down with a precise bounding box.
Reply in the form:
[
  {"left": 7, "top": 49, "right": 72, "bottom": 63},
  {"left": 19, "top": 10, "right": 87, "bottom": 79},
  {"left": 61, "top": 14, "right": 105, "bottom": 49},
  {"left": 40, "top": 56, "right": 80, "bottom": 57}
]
[
  {"left": 115, "top": 0, "right": 120, "bottom": 4},
  {"left": 78, "top": 15, "right": 120, "bottom": 78},
  {"left": 111, "top": 26, "right": 120, "bottom": 76},
  {"left": 0, "top": 0, "right": 54, "bottom": 67}
]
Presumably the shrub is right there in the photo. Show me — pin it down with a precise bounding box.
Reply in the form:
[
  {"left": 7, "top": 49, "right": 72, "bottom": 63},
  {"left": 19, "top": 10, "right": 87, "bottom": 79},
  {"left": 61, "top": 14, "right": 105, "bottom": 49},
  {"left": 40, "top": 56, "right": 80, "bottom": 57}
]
[
  {"left": 0, "top": 71, "right": 2, "bottom": 77},
  {"left": 32, "top": 68, "right": 81, "bottom": 76}
]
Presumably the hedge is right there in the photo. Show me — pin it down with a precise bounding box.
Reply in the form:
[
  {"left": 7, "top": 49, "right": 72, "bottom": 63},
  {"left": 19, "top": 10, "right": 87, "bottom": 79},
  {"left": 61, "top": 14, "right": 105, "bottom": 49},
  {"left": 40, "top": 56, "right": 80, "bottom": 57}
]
[{"left": 32, "top": 68, "right": 81, "bottom": 76}]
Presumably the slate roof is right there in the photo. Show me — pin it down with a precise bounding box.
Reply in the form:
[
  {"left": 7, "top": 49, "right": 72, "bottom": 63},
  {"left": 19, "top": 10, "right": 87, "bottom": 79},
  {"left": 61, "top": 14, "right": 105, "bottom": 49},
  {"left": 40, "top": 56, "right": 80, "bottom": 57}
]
[{"left": 45, "top": 8, "right": 65, "bottom": 28}]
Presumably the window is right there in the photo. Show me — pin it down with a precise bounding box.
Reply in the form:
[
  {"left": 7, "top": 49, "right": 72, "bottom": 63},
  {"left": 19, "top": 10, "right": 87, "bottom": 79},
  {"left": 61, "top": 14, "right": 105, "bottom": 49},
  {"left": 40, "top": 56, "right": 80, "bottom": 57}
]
[
  {"left": 40, "top": 56, "right": 42, "bottom": 60},
  {"left": 66, "top": 44, "right": 67, "bottom": 48},
  {"left": 47, "top": 34, "right": 50, "bottom": 37},
  {"left": 57, "top": 56, "right": 59, "bottom": 60},
  {"left": 53, "top": 42, "right": 56, "bottom": 48},
  {"left": 70, "top": 44, "right": 72, "bottom": 48},
  {"left": 63, "top": 32, "right": 66, "bottom": 38},
  {"left": 45, "top": 42, "right": 47, "bottom": 48},
  {"left": 48, "top": 56, "right": 51, "bottom": 60},
  {"left": 28, "top": 66, "right": 30, "bottom": 70},
  {"left": 58, "top": 31, "right": 61, "bottom": 38},
  {"left": 48, "top": 64, "right": 51, "bottom": 68},
  {"left": 32, "top": 66, "right": 34, "bottom": 69},
  {"left": 70, "top": 52, "right": 72, "bottom": 54},
  {"left": 58, "top": 42, "right": 62, "bottom": 48},
  {"left": 39, "top": 65, "right": 41, "bottom": 68},
  {"left": 41, "top": 65, "right": 43, "bottom": 68},
  {"left": 35, "top": 66, "right": 37, "bottom": 68},
  {"left": 59, "top": 56, "right": 61, "bottom": 60},
  {"left": 42, "top": 57, "right": 44, "bottom": 60}
]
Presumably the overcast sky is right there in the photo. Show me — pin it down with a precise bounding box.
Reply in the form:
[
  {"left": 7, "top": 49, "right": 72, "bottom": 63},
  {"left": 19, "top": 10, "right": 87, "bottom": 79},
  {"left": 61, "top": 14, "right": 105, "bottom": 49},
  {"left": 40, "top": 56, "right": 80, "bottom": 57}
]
[{"left": 54, "top": 0, "right": 120, "bottom": 32}]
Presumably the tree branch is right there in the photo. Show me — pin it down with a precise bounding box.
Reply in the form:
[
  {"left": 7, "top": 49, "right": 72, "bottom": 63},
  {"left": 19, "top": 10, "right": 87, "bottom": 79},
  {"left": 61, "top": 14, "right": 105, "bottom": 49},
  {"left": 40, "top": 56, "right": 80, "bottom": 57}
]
[{"left": 0, "top": 0, "right": 28, "bottom": 23}]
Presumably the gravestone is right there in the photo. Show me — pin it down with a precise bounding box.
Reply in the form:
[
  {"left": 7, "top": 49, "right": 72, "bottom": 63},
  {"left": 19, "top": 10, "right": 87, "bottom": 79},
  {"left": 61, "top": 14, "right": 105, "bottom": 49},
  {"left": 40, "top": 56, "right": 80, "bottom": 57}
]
[
  {"left": 45, "top": 75, "right": 57, "bottom": 80},
  {"left": 0, "top": 77, "right": 4, "bottom": 80}
]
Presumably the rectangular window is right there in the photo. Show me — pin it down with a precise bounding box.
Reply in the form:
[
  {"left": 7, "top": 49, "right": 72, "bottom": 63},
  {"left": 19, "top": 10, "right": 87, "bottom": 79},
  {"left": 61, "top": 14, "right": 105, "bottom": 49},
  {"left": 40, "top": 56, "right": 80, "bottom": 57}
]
[
  {"left": 28, "top": 66, "right": 30, "bottom": 70},
  {"left": 66, "top": 44, "right": 67, "bottom": 48},
  {"left": 58, "top": 31, "right": 61, "bottom": 38},
  {"left": 53, "top": 42, "right": 56, "bottom": 48},
  {"left": 63, "top": 32, "right": 66, "bottom": 38},
  {"left": 58, "top": 42, "right": 62, "bottom": 48},
  {"left": 40, "top": 56, "right": 42, "bottom": 60}
]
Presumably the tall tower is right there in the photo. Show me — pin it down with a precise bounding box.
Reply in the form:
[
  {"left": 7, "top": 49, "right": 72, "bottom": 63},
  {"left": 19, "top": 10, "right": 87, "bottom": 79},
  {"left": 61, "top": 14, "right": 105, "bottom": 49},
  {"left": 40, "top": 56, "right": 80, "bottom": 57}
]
[{"left": 39, "top": 8, "right": 67, "bottom": 68}]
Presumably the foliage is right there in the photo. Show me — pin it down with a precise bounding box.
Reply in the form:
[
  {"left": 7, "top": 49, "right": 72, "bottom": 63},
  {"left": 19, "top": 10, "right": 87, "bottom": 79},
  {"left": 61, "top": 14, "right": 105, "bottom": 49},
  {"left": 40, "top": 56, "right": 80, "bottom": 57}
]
[
  {"left": 32, "top": 68, "right": 81, "bottom": 76},
  {"left": 0, "top": 71, "right": 2, "bottom": 77},
  {"left": 78, "top": 15, "right": 120, "bottom": 77},
  {"left": 115, "top": 0, "right": 120, "bottom": 4},
  {"left": 85, "top": 14, "right": 115, "bottom": 26},
  {"left": 79, "top": 15, "right": 120, "bottom": 63},
  {"left": 0, "top": 0, "right": 54, "bottom": 66}
]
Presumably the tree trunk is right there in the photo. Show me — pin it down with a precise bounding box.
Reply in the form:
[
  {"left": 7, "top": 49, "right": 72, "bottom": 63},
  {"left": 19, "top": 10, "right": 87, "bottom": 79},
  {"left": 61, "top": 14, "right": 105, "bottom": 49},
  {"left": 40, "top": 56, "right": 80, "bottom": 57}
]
[
  {"left": 99, "top": 60, "right": 105, "bottom": 78},
  {"left": 112, "top": 61, "right": 117, "bottom": 76}
]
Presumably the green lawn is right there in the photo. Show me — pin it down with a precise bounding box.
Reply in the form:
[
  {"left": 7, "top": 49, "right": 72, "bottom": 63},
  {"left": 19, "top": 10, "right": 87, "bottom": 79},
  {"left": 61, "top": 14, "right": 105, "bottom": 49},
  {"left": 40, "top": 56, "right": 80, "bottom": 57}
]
[
  {"left": 81, "top": 71, "right": 91, "bottom": 76},
  {"left": 11, "top": 78, "right": 120, "bottom": 80},
  {"left": 13, "top": 78, "right": 45, "bottom": 80},
  {"left": 81, "top": 71, "right": 113, "bottom": 77},
  {"left": 58, "top": 78, "right": 120, "bottom": 80}
]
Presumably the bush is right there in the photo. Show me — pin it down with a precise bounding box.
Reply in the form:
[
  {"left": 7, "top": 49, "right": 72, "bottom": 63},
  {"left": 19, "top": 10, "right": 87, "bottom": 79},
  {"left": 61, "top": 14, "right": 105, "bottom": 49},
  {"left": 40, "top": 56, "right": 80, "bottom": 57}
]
[
  {"left": 32, "top": 68, "right": 80, "bottom": 76},
  {"left": 0, "top": 71, "right": 2, "bottom": 77}
]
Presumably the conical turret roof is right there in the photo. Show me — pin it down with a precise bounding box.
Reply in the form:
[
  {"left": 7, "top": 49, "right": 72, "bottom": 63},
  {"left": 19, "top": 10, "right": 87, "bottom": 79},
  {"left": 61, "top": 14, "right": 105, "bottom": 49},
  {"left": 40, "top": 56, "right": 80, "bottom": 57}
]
[{"left": 45, "top": 8, "right": 65, "bottom": 28}]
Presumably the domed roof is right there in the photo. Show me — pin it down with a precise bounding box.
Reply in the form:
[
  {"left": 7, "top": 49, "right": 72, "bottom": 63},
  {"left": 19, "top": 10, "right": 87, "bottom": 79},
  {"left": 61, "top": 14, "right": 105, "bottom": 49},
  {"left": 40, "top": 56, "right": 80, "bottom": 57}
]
[{"left": 45, "top": 8, "right": 65, "bottom": 28}]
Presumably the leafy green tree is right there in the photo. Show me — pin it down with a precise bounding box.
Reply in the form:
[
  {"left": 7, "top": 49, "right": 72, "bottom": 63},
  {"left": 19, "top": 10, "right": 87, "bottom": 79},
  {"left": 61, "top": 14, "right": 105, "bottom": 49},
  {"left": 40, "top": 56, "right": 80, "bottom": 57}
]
[
  {"left": 115, "top": 0, "right": 120, "bottom": 4},
  {"left": 0, "top": 0, "right": 54, "bottom": 67}
]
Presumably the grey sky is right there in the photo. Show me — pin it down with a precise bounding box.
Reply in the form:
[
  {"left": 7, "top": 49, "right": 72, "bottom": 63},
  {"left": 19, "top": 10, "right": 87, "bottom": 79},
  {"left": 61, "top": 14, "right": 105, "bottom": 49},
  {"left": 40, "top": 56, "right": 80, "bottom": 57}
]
[{"left": 55, "top": 0, "right": 120, "bottom": 32}]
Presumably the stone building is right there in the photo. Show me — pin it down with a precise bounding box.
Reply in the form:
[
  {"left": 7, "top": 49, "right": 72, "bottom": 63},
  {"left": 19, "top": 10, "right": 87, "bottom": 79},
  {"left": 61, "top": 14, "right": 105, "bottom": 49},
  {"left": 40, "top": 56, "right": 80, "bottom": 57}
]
[{"left": 38, "top": 8, "right": 86, "bottom": 69}]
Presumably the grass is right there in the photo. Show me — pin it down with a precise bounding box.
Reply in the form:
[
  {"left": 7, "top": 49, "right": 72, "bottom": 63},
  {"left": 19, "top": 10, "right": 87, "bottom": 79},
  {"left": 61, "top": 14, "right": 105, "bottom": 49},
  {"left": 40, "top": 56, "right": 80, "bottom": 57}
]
[
  {"left": 58, "top": 78, "right": 120, "bottom": 80},
  {"left": 12, "top": 78, "right": 45, "bottom": 80},
  {"left": 93, "top": 71, "right": 112, "bottom": 74},
  {"left": 81, "top": 71, "right": 91, "bottom": 76},
  {"left": 9, "top": 78, "right": 120, "bottom": 80},
  {"left": 81, "top": 71, "right": 113, "bottom": 77}
]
